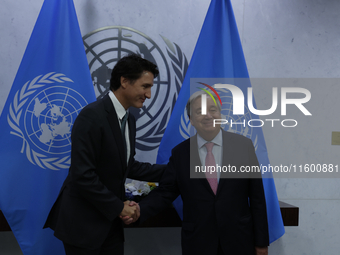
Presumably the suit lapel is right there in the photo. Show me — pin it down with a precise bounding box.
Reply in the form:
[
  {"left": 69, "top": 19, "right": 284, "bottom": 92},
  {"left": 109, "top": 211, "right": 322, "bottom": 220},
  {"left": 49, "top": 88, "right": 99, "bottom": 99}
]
[
  {"left": 127, "top": 114, "right": 135, "bottom": 164},
  {"left": 216, "top": 131, "right": 233, "bottom": 195},
  {"left": 103, "top": 94, "right": 127, "bottom": 169}
]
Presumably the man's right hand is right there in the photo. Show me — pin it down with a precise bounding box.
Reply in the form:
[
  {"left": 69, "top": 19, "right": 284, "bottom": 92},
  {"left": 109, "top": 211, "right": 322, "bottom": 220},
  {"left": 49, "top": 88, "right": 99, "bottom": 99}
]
[{"left": 120, "top": 200, "right": 139, "bottom": 222}]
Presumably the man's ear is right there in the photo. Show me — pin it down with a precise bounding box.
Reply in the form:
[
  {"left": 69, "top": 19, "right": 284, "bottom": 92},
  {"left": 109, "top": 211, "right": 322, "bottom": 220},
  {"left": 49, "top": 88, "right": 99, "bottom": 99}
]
[{"left": 120, "top": 76, "right": 129, "bottom": 89}]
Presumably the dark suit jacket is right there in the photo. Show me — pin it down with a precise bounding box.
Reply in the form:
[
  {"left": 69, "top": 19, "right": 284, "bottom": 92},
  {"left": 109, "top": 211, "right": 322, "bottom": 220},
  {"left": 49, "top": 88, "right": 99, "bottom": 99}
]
[
  {"left": 139, "top": 131, "right": 269, "bottom": 255},
  {"left": 44, "top": 94, "right": 164, "bottom": 249}
]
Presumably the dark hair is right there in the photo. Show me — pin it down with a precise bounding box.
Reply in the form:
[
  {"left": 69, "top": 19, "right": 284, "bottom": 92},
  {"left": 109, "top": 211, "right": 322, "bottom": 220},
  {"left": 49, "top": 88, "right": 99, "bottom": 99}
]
[{"left": 110, "top": 53, "right": 159, "bottom": 91}]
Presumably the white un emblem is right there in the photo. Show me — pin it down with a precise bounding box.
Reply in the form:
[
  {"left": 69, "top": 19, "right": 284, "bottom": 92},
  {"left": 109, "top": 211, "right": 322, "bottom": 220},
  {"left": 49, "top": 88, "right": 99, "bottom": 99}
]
[
  {"left": 7, "top": 72, "right": 88, "bottom": 170},
  {"left": 25, "top": 86, "right": 86, "bottom": 154}
]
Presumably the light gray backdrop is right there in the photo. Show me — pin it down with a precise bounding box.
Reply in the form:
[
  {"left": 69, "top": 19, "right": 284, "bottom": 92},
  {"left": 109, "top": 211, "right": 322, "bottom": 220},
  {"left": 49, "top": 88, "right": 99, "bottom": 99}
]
[{"left": 1, "top": 0, "right": 340, "bottom": 254}]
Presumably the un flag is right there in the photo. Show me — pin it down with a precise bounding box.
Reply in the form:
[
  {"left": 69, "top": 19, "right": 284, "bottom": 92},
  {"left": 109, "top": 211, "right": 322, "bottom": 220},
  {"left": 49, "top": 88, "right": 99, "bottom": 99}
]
[{"left": 0, "top": 0, "right": 96, "bottom": 254}]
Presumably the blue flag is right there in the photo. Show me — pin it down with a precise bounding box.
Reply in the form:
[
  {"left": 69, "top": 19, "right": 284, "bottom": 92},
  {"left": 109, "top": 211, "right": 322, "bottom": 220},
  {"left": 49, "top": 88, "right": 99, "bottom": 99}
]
[
  {"left": 157, "top": 0, "right": 285, "bottom": 243},
  {"left": 0, "top": 0, "right": 96, "bottom": 254}
]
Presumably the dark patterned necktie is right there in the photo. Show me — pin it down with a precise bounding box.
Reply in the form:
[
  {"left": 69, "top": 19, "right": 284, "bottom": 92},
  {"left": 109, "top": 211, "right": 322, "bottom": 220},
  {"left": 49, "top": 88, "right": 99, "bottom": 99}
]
[{"left": 121, "top": 113, "right": 128, "bottom": 160}]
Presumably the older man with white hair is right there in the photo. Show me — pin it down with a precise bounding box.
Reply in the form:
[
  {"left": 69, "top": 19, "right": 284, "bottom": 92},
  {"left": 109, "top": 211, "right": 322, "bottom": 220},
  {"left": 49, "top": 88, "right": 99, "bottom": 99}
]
[{"left": 136, "top": 90, "right": 269, "bottom": 255}]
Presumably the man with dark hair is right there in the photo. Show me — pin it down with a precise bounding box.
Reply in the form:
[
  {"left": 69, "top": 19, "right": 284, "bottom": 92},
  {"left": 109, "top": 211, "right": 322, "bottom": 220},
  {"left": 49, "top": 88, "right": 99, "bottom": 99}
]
[
  {"left": 135, "top": 91, "right": 269, "bottom": 255},
  {"left": 110, "top": 53, "right": 159, "bottom": 91},
  {"left": 44, "top": 53, "right": 164, "bottom": 255}
]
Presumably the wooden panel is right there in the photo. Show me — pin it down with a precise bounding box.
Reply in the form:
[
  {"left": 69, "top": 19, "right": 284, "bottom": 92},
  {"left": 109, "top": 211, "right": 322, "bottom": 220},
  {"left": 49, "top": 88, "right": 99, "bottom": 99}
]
[
  {"left": 126, "top": 200, "right": 299, "bottom": 228},
  {"left": 0, "top": 210, "right": 11, "bottom": 231},
  {"left": 279, "top": 201, "right": 299, "bottom": 226},
  {"left": 0, "top": 201, "right": 299, "bottom": 231}
]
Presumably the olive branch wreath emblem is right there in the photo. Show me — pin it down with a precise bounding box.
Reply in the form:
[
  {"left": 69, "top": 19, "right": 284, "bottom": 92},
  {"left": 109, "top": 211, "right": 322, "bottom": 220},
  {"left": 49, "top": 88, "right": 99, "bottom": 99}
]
[
  {"left": 7, "top": 72, "right": 73, "bottom": 170},
  {"left": 137, "top": 37, "right": 189, "bottom": 149}
]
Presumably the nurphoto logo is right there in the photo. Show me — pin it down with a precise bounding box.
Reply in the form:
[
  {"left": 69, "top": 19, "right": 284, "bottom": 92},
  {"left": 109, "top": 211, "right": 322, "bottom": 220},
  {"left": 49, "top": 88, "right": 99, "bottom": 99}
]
[{"left": 199, "top": 83, "right": 312, "bottom": 128}]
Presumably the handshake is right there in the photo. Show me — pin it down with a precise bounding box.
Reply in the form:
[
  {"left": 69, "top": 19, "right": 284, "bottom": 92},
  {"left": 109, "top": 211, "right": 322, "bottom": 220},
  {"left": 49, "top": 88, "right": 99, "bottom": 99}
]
[{"left": 119, "top": 200, "right": 140, "bottom": 225}]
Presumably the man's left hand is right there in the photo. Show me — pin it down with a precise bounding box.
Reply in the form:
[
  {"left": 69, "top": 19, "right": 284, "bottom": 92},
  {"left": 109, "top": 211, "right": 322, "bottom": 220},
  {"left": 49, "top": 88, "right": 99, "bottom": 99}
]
[{"left": 255, "top": 246, "right": 268, "bottom": 255}]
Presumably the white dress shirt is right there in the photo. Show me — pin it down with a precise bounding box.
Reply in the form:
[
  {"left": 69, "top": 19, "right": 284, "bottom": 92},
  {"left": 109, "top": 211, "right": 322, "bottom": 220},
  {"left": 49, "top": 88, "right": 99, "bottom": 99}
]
[{"left": 108, "top": 90, "right": 130, "bottom": 163}]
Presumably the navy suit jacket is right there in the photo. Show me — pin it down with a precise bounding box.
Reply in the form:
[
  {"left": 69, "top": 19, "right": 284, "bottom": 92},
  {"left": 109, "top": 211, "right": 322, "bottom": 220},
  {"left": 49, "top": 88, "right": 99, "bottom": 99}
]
[
  {"left": 139, "top": 131, "right": 269, "bottom": 255},
  {"left": 44, "top": 94, "right": 164, "bottom": 249}
]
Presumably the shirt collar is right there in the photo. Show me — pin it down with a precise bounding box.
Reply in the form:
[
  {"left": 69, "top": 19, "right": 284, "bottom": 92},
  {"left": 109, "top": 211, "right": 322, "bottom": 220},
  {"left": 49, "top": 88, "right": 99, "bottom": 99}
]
[
  {"left": 197, "top": 129, "right": 223, "bottom": 149},
  {"left": 108, "top": 90, "right": 128, "bottom": 120}
]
